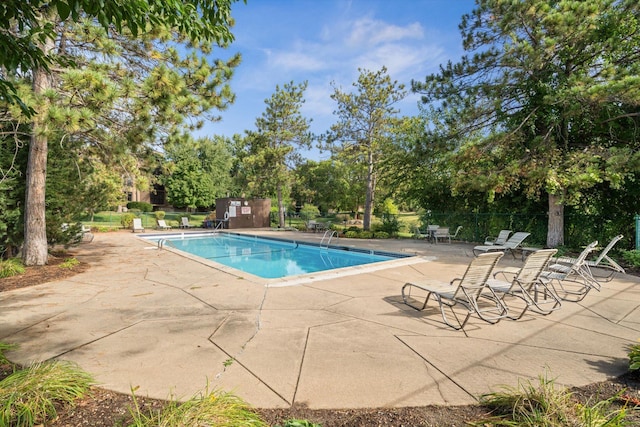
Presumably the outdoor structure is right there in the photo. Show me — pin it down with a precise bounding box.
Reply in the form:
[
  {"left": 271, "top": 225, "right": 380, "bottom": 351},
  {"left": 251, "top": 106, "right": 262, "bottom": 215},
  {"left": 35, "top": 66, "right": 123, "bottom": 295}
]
[{"left": 215, "top": 197, "right": 271, "bottom": 229}]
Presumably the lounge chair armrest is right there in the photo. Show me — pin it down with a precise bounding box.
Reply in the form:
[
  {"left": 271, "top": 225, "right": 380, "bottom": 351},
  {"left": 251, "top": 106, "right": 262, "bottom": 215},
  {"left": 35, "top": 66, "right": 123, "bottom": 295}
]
[{"left": 492, "top": 268, "right": 517, "bottom": 281}]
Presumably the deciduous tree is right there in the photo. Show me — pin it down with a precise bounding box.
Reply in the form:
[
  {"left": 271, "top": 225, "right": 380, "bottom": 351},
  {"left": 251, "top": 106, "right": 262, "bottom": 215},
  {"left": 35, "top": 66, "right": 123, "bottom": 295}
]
[
  {"left": 162, "top": 134, "right": 233, "bottom": 210},
  {"left": 292, "top": 159, "right": 360, "bottom": 214}
]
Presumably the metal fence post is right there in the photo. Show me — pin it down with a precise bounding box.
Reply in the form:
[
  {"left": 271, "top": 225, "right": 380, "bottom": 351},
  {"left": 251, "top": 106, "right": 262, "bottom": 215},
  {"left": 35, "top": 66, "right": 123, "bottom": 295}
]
[
  {"left": 636, "top": 214, "right": 640, "bottom": 250},
  {"left": 474, "top": 212, "right": 479, "bottom": 242}
]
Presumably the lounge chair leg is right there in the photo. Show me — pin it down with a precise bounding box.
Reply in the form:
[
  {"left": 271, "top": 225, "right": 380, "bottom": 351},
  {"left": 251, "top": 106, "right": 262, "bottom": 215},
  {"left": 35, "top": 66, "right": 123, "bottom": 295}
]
[
  {"left": 401, "top": 284, "right": 434, "bottom": 312},
  {"left": 439, "top": 300, "right": 464, "bottom": 330}
]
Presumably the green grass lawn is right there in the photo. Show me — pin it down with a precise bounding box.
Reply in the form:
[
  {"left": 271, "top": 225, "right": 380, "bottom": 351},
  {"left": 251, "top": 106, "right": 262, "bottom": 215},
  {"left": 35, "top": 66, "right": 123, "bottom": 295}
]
[{"left": 80, "top": 211, "right": 208, "bottom": 230}]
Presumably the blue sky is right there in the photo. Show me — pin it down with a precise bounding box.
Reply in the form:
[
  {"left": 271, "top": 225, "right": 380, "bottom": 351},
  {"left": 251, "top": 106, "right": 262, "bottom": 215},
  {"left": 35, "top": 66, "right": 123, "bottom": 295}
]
[{"left": 199, "top": 0, "right": 477, "bottom": 159}]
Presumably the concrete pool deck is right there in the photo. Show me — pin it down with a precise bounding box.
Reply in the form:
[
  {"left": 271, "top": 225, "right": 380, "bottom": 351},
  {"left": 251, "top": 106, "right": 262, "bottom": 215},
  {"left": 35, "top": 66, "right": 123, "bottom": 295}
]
[{"left": 1, "top": 229, "right": 640, "bottom": 409}]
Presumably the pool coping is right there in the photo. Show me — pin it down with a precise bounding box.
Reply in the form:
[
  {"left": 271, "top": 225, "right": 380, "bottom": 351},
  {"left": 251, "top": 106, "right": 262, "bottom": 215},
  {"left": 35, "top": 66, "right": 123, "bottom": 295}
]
[{"left": 138, "top": 230, "right": 425, "bottom": 286}]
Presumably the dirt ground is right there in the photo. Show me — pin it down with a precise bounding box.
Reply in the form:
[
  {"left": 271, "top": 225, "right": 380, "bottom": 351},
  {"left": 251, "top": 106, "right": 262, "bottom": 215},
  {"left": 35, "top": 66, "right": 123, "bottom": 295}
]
[{"left": 2, "top": 255, "right": 640, "bottom": 426}]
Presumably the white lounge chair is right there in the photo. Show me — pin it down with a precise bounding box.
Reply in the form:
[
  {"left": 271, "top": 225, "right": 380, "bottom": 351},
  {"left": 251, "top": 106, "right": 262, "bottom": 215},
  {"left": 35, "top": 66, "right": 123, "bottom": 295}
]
[
  {"left": 451, "top": 225, "right": 463, "bottom": 240},
  {"left": 473, "top": 232, "right": 531, "bottom": 258},
  {"left": 156, "top": 219, "right": 171, "bottom": 230},
  {"left": 542, "top": 241, "right": 599, "bottom": 302},
  {"left": 180, "top": 217, "right": 193, "bottom": 228},
  {"left": 484, "top": 229, "right": 512, "bottom": 246},
  {"left": 553, "top": 235, "right": 625, "bottom": 282},
  {"left": 488, "top": 249, "right": 560, "bottom": 319},
  {"left": 62, "top": 222, "right": 94, "bottom": 243},
  {"left": 401, "top": 252, "right": 508, "bottom": 330},
  {"left": 80, "top": 224, "right": 94, "bottom": 242},
  {"left": 132, "top": 218, "right": 145, "bottom": 233}
]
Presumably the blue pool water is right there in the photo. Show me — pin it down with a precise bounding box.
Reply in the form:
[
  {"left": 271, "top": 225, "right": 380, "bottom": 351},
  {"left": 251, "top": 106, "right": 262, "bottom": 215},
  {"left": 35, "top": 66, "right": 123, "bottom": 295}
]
[{"left": 143, "top": 233, "right": 408, "bottom": 279}]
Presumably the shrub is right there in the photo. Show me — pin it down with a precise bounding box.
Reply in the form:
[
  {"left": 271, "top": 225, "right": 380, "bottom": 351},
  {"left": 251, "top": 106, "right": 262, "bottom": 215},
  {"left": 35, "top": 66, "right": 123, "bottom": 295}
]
[
  {"left": 128, "top": 387, "right": 268, "bottom": 427},
  {"left": 121, "top": 213, "right": 136, "bottom": 229},
  {"left": 335, "top": 213, "right": 350, "bottom": 222},
  {"left": 359, "top": 231, "right": 373, "bottom": 239},
  {"left": 374, "top": 231, "right": 389, "bottom": 239},
  {"left": 154, "top": 210, "right": 166, "bottom": 220},
  {"left": 478, "top": 372, "right": 626, "bottom": 426},
  {"left": 0, "top": 258, "right": 25, "bottom": 278},
  {"left": 377, "top": 214, "right": 400, "bottom": 236},
  {"left": 374, "top": 200, "right": 400, "bottom": 235},
  {"left": 344, "top": 231, "right": 359, "bottom": 238},
  {"left": 622, "top": 250, "right": 640, "bottom": 267},
  {"left": 59, "top": 258, "right": 80, "bottom": 269},
  {"left": 380, "top": 198, "right": 399, "bottom": 215},
  {"left": 127, "top": 201, "right": 153, "bottom": 212},
  {"left": 299, "top": 204, "right": 320, "bottom": 220}
]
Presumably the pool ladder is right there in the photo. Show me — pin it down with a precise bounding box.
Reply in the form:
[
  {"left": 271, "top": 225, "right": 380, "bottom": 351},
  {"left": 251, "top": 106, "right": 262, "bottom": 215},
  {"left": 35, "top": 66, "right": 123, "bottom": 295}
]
[
  {"left": 320, "top": 230, "right": 338, "bottom": 249},
  {"left": 212, "top": 220, "right": 226, "bottom": 232}
]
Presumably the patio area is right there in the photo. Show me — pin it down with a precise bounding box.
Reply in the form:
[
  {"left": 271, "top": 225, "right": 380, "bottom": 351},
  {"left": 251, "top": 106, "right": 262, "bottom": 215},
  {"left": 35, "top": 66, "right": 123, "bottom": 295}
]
[{"left": 1, "top": 229, "right": 639, "bottom": 409}]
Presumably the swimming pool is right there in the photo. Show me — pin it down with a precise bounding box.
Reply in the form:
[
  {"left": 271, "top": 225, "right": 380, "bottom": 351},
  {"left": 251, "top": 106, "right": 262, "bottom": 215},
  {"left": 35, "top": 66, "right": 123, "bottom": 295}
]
[{"left": 142, "top": 232, "right": 410, "bottom": 279}]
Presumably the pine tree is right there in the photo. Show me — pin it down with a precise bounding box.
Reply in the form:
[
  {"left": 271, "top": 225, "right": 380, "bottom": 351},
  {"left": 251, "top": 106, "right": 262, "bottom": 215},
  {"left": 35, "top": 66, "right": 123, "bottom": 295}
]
[
  {"left": 1, "top": 1, "right": 241, "bottom": 264},
  {"left": 243, "top": 81, "right": 312, "bottom": 228},
  {"left": 412, "top": 0, "right": 640, "bottom": 247},
  {"left": 325, "top": 67, "right": 406, "bottom": 231}
]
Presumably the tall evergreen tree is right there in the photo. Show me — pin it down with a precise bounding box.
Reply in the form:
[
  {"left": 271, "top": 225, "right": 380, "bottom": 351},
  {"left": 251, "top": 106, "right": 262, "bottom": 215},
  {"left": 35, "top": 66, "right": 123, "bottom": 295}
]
[
  {"left": 412, "top": 0, "right": 640, "bottom": 247},
  {"left": 243, "top": 81, "right": 312, "bottom": 228},
  {"left": 0, "top": 0, "right": 238, "bottom": 113},
  {"left": 1, "top": 1, "right": 241, "bottom": 264},
  {"left": 324, "top": 67, "right": 406, "bottom": 231}
]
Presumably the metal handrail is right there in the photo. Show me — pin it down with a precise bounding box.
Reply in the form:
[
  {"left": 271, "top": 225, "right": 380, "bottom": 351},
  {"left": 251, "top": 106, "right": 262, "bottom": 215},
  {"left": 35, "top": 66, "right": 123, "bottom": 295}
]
[
  {"left": 320, "top": 230, "right": 338, "bottom": 249},
  {"left": 212, "top": 220, "right": 227, "bottom": 232}
]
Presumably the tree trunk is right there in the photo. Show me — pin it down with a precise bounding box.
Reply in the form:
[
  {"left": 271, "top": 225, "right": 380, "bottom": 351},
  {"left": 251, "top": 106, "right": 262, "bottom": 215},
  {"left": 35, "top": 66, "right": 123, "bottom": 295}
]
[
  {"left": 363, "top": 150, "right": 375, "bottom": 231},
  {"left": 547, "top": 192, "right": 564, "bottom": 248},
  {"left": 23, "top": 63, "right": 51, "bottom": 266},
  {"left": 277, "top": 185, "right": 285, "bottom": 228}
]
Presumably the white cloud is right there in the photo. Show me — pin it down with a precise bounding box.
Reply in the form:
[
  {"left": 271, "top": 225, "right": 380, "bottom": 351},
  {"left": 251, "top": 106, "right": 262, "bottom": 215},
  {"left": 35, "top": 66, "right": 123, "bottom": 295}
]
[
  {"left": 346, "top": 17, "right": 424, "bottom": 48},
  {"left": 269, "top": 50, "right": 326, "bottom": 71},
  {"left": 355, "top": 43, "right": 446, "bottom": 81}
]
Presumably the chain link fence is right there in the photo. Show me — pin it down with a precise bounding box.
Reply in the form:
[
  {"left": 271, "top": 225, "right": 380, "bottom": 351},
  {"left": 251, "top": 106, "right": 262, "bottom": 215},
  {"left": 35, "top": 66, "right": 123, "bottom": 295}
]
[
  {"left": 424, "top": 211, "right": 636, "bottom": 250},
  {"left": 80, "top": 209, "right": 638, "bottom": 251}
]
